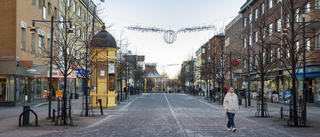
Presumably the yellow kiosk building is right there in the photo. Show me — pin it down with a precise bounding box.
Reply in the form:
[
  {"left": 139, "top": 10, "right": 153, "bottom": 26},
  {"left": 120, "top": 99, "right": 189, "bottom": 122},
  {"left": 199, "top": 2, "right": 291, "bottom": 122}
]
[{"left": 90, "top": 24, "right": 118, "bottom": 108}]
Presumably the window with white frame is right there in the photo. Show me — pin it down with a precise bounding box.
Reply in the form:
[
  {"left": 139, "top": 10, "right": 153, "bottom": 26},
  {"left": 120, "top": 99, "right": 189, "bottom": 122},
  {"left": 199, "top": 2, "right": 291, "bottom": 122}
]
[
  {"left": 295, "top": 9, "right": 300, "bottom": 23},
  {"left": 243, "top": 17, "right": 247, "bottom": 27},
  {"left": 287, "top": 45, "right": 290, "bottom": 58},
  {"left": 208, "top": 44, "right": 211, "bottom": 50},
  {"left": 255, "top": 8, "right": 258, "bottom": 19},
  {"left": 277, "top": 18, "right": 282, "bottom": 32},
  {"left": 269, "top": 0, "right": 273, "bottom": 9},
  {"left": 68, "top": 0, "right": 71, "bottom": 7},
  {"left": 255, "top": 32, "right": 258, "bottom": 42},
  {"left": 83, "top": 10, "right": 86, "bottom": 21},
  {"left": 202, "top": 48, "right": 205, "bottom": 53},
  {"left": 249, "top": 13, "right": 252, "bottom": 23},
  {"left": 73, "top": 1, "right": 77, "bottom": 12},
  {"left": 296, "top": 41, "right": 299, "bottom": 53},
  {"left": 305, "top": 2, "right": 310, "bottom": 12},
  {"left": 31, "top": 33, "right": 35, "bottom": 53},
  {"left": 39, "top": 0, "right": 42, "bottom": 9},
  {"left": 317, "top": 0, "right": 320, "bottom": 9},
  {"left": 79, "top": 6, "right": 81, "bottom": 16},
  {"left": 42, "top": 3, "right": 46, "bottom": 20},
  {"left": 270, "top": 49, "right": 273, "bottom": 63},
  {"left": 255, "top": 55, "right": 258, "bottom": 66},
  {"left": 244, "top": 60, "right": 247, "bottom": 68},
  {"left": 244, "top": 38, "right": 247, "bottom": 48},
  {"left": 21, "top": 28, "right": 26, "bottom": 51},
  {"left": 249, "top": 35, "right": 252, "bottom": 46},
  {"left": 54, "top": 7, "right": 57, "bottom": 19},
  {"left": 208, "top": 56, "right": 211, "bottom": 62},
  {"left": 39, "top": 36, "right": 44, "bottom": 55},
  {"left": 261, "top": 3, "right": 265, "bottom": 15},
  {"left": 277, "top": 48, "right": 280, "bottom": 59},
  {"left": 306, "top": 39, "right": 311, "bottom": 51},
  {"left": 202, "top": 59, "right": 205, "bottom": 64},
  {"left": 286, "top": 14, "right": 290, "bottom": 28},
  {"left": 60, "top": 16, "right": 64, "bottom": 29},
  {"left": 316, "top": 34, "right": 320, "bottom": 51},
  {"left": 47, "top": 2, "right": 51, "bottom": 15},
  {"left": 269, "top": 23, "right": 273, "bottom": 36}
]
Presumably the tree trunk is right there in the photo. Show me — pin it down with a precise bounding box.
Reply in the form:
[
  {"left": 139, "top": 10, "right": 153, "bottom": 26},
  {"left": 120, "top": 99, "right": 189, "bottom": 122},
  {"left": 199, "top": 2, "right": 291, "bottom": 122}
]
[{"left": 261, "top": 74, "right": 265, "bottom": 117}]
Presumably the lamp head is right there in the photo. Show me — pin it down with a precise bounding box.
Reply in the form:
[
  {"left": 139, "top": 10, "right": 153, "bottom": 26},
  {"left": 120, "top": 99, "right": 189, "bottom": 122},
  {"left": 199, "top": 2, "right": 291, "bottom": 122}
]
[
  {"left": 30, "top": 26, "right": 37, "bottom": 33},
  {"left": 67, "top": 28, "right": 74, "bottom": 34}
]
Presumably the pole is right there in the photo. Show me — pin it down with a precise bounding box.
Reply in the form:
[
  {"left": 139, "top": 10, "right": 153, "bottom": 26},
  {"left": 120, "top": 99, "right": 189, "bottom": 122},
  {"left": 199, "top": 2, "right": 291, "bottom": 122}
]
[
  {"left": 302, "top": 17, "right": 307, "bottom": 123},
  {"left": 230, "top": 52, "right": 232, "bottom": 87},
  {"left": 48, "top": 16, "right": 54, "bottom": 118},
  {"left": 247, "top": 6, "right": 251, "bottom": 106}
]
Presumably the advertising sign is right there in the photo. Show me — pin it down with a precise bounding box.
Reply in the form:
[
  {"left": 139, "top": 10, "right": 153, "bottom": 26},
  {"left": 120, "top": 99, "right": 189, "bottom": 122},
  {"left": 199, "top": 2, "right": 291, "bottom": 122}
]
[{"left": 284, "top": 90, "right": 292, "bottom": 105}]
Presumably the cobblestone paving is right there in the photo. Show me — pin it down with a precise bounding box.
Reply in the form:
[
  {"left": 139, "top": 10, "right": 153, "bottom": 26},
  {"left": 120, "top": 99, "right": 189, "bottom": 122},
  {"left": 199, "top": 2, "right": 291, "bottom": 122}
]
[{"left": 36, "top": 93, "right": 319, "bottom": 137}]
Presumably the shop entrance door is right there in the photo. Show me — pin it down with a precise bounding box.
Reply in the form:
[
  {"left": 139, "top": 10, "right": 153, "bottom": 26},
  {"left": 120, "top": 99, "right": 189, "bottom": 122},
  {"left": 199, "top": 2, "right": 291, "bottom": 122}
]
[
  {"left": 308, "top": 79, "right": 314, "bottom": 103},
  {"left": 0, "top": 79, "right": 6, "bottom": 101}
]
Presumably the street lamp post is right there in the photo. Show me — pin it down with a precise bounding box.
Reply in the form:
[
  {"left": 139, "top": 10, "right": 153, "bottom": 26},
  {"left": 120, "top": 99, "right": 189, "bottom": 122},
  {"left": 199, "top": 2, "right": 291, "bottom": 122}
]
[
  {"left": 302, "top": 17, "right": 307, "bottom": 123},
  {"left": 230, "top": 52, "right": 232, "bottom": 87},
  {"left": 30, "top": 16, "right": 73, "bottom": 118},
  {"left": 246, "top": 6, "right": 251, "bottom": 107}
]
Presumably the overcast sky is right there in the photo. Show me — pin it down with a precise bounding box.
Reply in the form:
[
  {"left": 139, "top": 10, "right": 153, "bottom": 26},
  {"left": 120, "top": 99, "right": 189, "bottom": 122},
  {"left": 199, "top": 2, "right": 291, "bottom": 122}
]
[{"left": 96, "top": 0, "right": 246, "bottom": 78}]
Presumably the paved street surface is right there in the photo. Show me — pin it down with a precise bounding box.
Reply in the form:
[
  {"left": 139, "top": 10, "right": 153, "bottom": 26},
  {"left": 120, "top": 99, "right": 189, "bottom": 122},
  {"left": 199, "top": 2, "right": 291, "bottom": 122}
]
[{"left": 1, "top": 93, "right": 320, "bottom": 137}]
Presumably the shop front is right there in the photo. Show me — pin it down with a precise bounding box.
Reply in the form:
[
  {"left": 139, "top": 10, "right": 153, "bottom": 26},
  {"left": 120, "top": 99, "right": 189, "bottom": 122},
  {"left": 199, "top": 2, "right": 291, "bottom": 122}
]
[
  {"left": 296, "top": 66, "right": 320, "bottom": 106},
  {"left": 49, "top": 70, "right": 77, "bottom": 99},
  {"left": 0, "top": 60, "right": 47, "bottom": 107}
]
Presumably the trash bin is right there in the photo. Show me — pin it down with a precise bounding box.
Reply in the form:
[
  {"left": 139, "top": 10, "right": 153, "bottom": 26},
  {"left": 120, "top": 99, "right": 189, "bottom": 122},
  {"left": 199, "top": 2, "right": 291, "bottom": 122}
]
[{"left": 23, "top": 105, "right": 30, "bottom": 126}]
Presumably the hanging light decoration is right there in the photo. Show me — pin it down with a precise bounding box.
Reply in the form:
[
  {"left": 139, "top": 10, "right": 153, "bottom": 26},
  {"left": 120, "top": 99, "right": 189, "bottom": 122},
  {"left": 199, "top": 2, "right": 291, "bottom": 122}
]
[
  {"left": 126, "top": 24, "right": 215, "bottom": 44},
  {"left": 163, "top": 30, "right": 177, "bottom": 44}
]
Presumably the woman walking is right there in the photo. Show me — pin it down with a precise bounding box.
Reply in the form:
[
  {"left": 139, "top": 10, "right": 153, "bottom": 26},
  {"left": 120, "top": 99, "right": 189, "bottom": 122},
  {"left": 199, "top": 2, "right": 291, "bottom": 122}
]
[{"left": 223, "top": 87, "right": 239, "bottom": 132}]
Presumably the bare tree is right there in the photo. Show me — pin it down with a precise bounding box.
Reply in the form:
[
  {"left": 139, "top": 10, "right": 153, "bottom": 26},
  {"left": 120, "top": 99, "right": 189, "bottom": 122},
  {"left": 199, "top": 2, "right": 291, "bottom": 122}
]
[{"left": 116, "top": 31, "right": 130, "bottom": 101}]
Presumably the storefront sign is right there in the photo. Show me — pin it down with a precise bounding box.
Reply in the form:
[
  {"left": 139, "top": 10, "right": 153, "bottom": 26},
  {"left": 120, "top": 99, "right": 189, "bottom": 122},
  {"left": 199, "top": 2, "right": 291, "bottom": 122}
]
[
  {"left": 48, "top": 71, "right": 76, "bottom": 79},
  {"left": 56, "top": 90, "right": 63, "bottom": 98},
  {"left": 76, "top": 68, "right": 90, "bottom": 75},
  {"left": 284, "top": 90, "right": 292, "bottom": 106},
  {"left": 17, "top": 61, "right": 33, "bottom": 68},
  {"left": 296, "top": 66, "right": 320, "bottom": 74}
]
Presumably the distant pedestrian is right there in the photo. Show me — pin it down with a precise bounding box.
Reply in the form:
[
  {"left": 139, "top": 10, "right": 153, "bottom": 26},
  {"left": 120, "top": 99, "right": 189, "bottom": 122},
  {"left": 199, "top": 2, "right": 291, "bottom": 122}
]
[
  {"left": 223, "top": 87, "right": 239, "bottom": 132},
  {"left": 217, "top": 87, "right": 221, "bottom": 93},
  {"left": 130, "top": 86, "right": 134, "bottom": 96}
]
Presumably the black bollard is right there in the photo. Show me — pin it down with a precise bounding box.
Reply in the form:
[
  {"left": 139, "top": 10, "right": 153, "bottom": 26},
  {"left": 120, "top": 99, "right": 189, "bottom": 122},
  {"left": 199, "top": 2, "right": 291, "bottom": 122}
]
[
  {"left": 52, "top": 109, "right": 55, "bottom": 122},
  {"left": 280, "top": 107, "right": 283, "bottom": 118},
  {"left": 98, "top": 99, "right": 103, "bottom": 115},
  {"left": 23, "top": 105, "right": 30, "bottom": 126}
]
